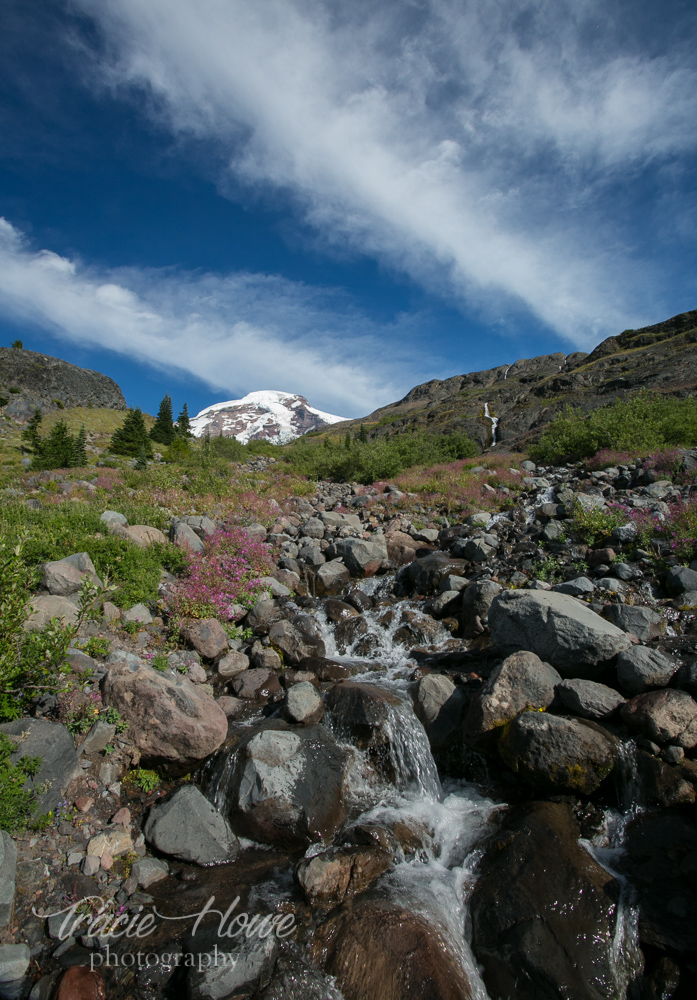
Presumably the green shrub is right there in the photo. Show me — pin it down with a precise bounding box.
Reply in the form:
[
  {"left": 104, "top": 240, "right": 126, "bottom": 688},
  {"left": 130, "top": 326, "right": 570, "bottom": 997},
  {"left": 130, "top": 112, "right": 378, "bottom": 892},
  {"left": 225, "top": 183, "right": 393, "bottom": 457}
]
[
  {"left": 531, "top": 393, "right": 697, "bottom": 464},
  {"left": 0, "top": 733, "right": 43, "bottom": 832},
  {"left": 571, "top": 500, "right": 625, "bottom": 545},
  {"left": 125, "top": 768, "right": 160, "bottom": 794},
  {"left": 282, "top": 429, "right": 479, "bottom": 483}
]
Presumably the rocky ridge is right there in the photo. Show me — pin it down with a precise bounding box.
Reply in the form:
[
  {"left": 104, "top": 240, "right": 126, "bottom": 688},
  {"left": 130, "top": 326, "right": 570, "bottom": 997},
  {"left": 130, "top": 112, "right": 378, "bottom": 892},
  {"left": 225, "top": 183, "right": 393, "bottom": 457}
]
[
  {"left": 1, "top": 448, "right": 697, "bottom": 998},
  {"left": 0, "top": 348, "right": 127, "bottom": 421},
  {"left": 333, "top": 307, "right": 697, "bottom": 448}
]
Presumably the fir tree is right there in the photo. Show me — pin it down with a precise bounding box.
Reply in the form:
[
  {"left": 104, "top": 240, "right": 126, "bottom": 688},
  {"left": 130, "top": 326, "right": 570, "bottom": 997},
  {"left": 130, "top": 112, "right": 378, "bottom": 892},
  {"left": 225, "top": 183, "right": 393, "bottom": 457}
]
[
  {"left": 359, "top": 424, "right": 368, "bottom": 444},
  {"left": 110, "top": 408, "right": 153, "bottom": 457},
  {"left": 150, "top": 393, "right": 175, "bottom": 445},
  {"left": 71, "top": 427, "right": 87, "bottom": 467},
  {"left": 176, "top": 402, "right": 193, "bottom": 438},
  {"left": 21, "top": 410, "right": 42, "bottom": 454},
  {"left": 344, "top": 431, "right": 352, "bottom": 451},
  {"left": 134, "top": 445, "right": 149, "bottom": 470},
  {"left": 31, "top": 421, "right": 75, "bottom": 470}
]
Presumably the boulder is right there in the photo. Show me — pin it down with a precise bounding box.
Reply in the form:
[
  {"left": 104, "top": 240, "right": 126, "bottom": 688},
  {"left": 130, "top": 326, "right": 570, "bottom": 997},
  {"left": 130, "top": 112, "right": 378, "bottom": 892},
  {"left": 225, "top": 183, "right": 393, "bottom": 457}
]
[
  {"left": 472, "top": 801, "right": 629, "bottom": 1000},
  {"left": 621, "top": 689, "right": 697, "bottom": 747},
  {"left": 188, "top": 935, "right": 278, "bottom": 1000},
  {"left": 335, "top": 536, "right": 387, "bottom": 577},
  {"left": 231, "top": 668, "right": 283, "bottom": 702},
  {"left": 220, "top": 724, "right": 350, "bottom": 849},
  {"left": 460, "top": 580, "right": 501, "bottom": 636},
  {"left": 498, "top": 712, "right": 618, "bottom": 794},
  {"left": 131, "top": 857, "right": 169, "bottom": 889},
  {"left": 666, "top": 565, "right": 697, "bottom": 594},
  {"left": 268, "top": 620, "right": 325, "bottom": 664},
  {"left": 245, "top": 600, "right": 283, "bottom": 636},
  {"left": 256, "top": 951, "right": 344, "bottom": 1000},
  {"left": 216, "top": 650, "right": 249, "bottom": 679},
  {"left": 635, "top": 751, "right": 696, "bottom": 808},
  {"left": 100, "top": 510, "right": 127, "bottom": 529},
  {"left": 296, "top": 845, "right": 391, "bottom": 907},
  {"left": 320, "top": 511, "right": 362, "bottom": 530},
  {"left": 603, "top": 604, "right": 665, "bottom": 642},
  {"left": 385, "top": 531, "right": 420, "bottom": 566},
  {"left": 552, "top": 576, "right": 595, "bottom": 596},
  {"left": 285, "top": 682, "right": 325, "bottom": 725},
  {"left": 170, "top": 520, "right": 205, "bottom": 554},
  {"left": 413, "top": 674, "right": 467, "bottom": 750},
  {"left": 101, "top": 662, "right": 228, "bottom": 774},
  {"left": 0, "top": 945, "right": 30, "bottom": 999},
  {"left": 313, "top": 899, "right": 473, "bottom": 1000},
  {"left": 112, "top": 524, "right": 167, "bottom": 547},
  {"left": 325, "top": 683, "right": 401, "bottom": 751},
  {"left": 80, "top": 720, "right": 116, "bottom": 755},
  {"left": 54, "top": 968, "right": 106, "bottom": 1000},
  {"left": 464, "top": 651, "right": 561, "bottom": 741},
  {"left": 143, "top": 785, "right": 239, "bottom": 866},
  {"left": 324, "top": 600, "right": 359, "bottom": 623},
  {"left": 489, "top": 589, "right": 630, "bottom": 676},
  {"left": 616, "top": 646, "right": 681, "bottom": 694},
  {"left": 407, "top": 552, "right": 468, "bottom": 595},
  {"left": 0, "top": 719, "right": 80, "bottom": 814},
  {"left": 455, "top": 537, "right": 498, "bottom": 562},
  {"left": 314, "top": 559, "right": 351, "bottom": 596},
  {"left": 182, "top": 619, "right": 230, "bottom": 661},
  {"left": 122, "top": 603, "right": 153, "bottom": 625},
  {"left": 41, "top": 553, "right": 102, "bottom": 596},
  {"left": 259, "top": 576, "right": 292, "bottom": 598},
  {"left": 555, "top": 679, "right": 625, "bottom": 719},
  {"left": 26, "top": 595, "right": 79, "bottom": 630}
]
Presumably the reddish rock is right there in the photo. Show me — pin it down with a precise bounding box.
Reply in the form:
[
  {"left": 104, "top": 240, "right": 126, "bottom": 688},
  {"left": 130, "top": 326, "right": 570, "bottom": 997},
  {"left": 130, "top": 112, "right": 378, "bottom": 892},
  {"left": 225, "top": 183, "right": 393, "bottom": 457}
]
[
  {"left": 55, "top": 967, "right": 106, "bottom": 1000},
  {"left": 110, "top": 807, "right": 131, "bottom": 826},
  {"left": 182, "top": 618, "right": 230, "bottom": 661},
  {"left": 231, "top": 668, "right": 283, "bottom": 701},
  {"left": 74, "top": 796, "right": 94, "bottom": 813}
]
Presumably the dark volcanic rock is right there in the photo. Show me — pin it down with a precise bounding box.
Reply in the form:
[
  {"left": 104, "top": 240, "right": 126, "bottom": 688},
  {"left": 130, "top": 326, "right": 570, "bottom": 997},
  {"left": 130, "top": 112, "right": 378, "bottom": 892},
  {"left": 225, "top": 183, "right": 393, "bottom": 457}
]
[
  {"left": 472, "top": 800, "right": 631, "bottom": 1000},
  {"left": 0, "top": 347, "right": 127, "bottom": 415}
]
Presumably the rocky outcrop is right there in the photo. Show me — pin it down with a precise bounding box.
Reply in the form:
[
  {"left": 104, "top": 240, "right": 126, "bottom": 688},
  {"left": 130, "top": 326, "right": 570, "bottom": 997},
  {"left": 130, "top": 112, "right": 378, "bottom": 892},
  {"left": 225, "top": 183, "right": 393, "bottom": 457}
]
[{"left": 0, "top": 347, "right": 127, "bottom": 418}]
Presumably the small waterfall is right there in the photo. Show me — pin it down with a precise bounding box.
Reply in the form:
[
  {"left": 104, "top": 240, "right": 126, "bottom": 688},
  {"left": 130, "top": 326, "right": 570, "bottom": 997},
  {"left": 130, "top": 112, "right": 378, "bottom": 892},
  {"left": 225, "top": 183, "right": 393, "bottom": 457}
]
[
  {"left": 483, "top": 402, "right": 498, "bottom": 446},
  {"left": 503, "top": 366, "right": 510, "bottom": 380},
  {"left": 380, "top": 698, "right": 442, "bottom": 799}
]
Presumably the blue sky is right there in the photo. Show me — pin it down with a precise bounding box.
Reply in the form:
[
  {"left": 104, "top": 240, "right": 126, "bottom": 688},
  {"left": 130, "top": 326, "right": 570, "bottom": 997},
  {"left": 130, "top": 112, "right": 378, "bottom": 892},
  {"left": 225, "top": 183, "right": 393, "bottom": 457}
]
[{"left": 1, "top": 0, "right": 696, "bottom": 419}]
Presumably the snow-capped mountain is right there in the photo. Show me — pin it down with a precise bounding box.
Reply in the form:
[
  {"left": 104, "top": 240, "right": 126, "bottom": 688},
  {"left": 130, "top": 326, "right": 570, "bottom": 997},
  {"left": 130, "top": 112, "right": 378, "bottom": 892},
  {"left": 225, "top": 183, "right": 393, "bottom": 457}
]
[{"left": 190, "top": 390, "right": 348, "bottom": 445}]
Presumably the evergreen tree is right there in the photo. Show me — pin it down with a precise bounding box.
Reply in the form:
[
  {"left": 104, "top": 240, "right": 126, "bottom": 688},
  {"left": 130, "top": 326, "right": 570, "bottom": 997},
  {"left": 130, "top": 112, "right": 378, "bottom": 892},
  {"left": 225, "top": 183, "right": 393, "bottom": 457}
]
[
  {"left": 134, "top": 445, "right": 149, "bottom": 470},
  {"left": 71, "top": 427, "right": 87, "bottom": 467},
  {"left": 176, "top": 402, "right": 193, "bottom": 438},
  {"left": 11, "top": 340, "right": 23, "bottom": 350},
  {"left": 111, "top": 408, "right": 153, "bottom": 457},
  {"left": 21, "top": 410, "right": 42, "bottom": 454},
  {"left": 359, "top": 424, "right": 368, "bottom": 444},
  {"left": 31, "top": 421, "right": 75, "bottom": 470},
  {"left": 344, "top": 431, "right": 352, "bottom": 451},
  {"left": 150, "top": 393, "right": 175, "bottom": 445}
]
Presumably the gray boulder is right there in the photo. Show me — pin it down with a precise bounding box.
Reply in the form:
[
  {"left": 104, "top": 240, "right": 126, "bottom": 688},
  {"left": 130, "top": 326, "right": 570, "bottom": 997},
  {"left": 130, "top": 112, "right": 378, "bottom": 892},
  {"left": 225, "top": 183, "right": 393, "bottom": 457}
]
[
  {"left": 616, "top": 646, "right": 681, "bottom": 694},
  {"left": 498, "top": 712, "right": 618, "bottom": 794},
  {"left": 666, "top": 565, "right": 697, "bottom": 594},
  {"left": 100, "top": 510, "right": 127, "bottom": 530},
  {"left": 188, "top": 935, "right": 278, "bottom": 1000},
  {"left": 555, "top": 679, "right": 625, "bottom": 719},
  {"left": 603, "top": 604, "right": 665, "bottom": 642},
  {"left": 455, "top": 537, "right": 498, "bottom": 562},
  {"left": 412, "top": 674, "right": 467, "bottom": 750},
  {"left": 465, "top": 651, "right": 561, "bottom": 741},
  {"left": 182, "top": 618, "right": 230, "bottom": 660},
  {"left": 41, "top": 552, "right": 102, "bottom": 596},
  {"left": 220, "top": 725, "right": 351, "bottom": 849},
  {"left": 245, "top": 600, "right": 283, "bottom": 635},
  {"left": 611, "top": 522, "right": 638, "bottom": 544},
  {"left": 268, "top": 620, "right": 325, "bottom": 665},
  {"left": 460, "top": 580, "right": 501, "bottom": 636},
  {"left": 552, "top": 577, "right": 595, "bottom": 596},
  {"left": 131, "top": 857, "right": 169, "bottom": 888},
  {"left": 285, "top": 682, "right": 325, "bottom": 725},
  {"left": 315, "top": 559, "right": 351, "bottom": 596},
  {"left": 0, "top": 833, "right": 17, "bottom": 928},
  {"left": 144, "top": 785, "right": 239, "bottom": 866},
  {"left": 335, "top": 536, "right": 387, "bottom": 577},
  {"left": 26, "top": 595, "right": 79, "bottom": 630},
  {"left": 0, "top": 944, "right": 30, "bottom": 999},
  {"left": 122, "top": 602, "right": 153, "bottom": 625},
  {"left": 621, "top": 689, "right": 697, "bottom": 747},
  {"left": 170, "top": 520, "right": 205, "bottom": 554},
  {"left": 259, "top": 576, "right": 292, "bottom": 598},
  {"left": 489, "top": 590, "right": 630, "bottom": 676},
  {"left": 0, "top": 719, "right": 80, "bottom": 814},
  {"left": 216, "top": 650, "right": 250, "bottom": 679}
]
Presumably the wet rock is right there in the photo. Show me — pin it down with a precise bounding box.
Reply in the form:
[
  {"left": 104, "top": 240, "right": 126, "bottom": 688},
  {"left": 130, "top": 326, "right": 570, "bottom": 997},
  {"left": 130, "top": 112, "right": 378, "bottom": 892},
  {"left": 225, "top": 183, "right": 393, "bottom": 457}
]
[
  {"left": 325, "top": 683, "right": 401, "bottom": 751},
  {"left": 333, "top": 615, "right": 374, "bottom": 656},
  {"left": 26, "top": 594, "right": 79, "bottom": 630},
  {"left": 268, "top": 620, "right": 326, "bottom": 665},
  {"left": 555, "top": 679, "right": 625, "bottom": 719},
  {"left": 616, "top": 646, "right": 681, "bottom": 694},
  {"left": 0, "top": 719, "right": 80, "bottom": 813},
  {"left": 315, "top": 560, "right": 351, "bottom": 596},
  {"left": 144, "top": 785, "right": 239, "bottom": 865},
  {"left": 635, "top": 751, "right": 696, "bottom": 808},
  {"left": 313, "top": 899, "right": 473, "bottom": 1000},
  {"left": 603, "top": 604, "right": 666, "bottom": 641},
  {"left": 285, "top": 682, "right": 325, "bottom": 725},
  {"left": 187, "top": 935, "right": 278, "bottom": 1000},
  {"left": 324, "top": 600, "right": 360, "bottom": 623},
  {"left": 408, "top": 552, "right": 468, "bottom": 595},
  {"left": 619, "top": 810, "right": 697, "bottom": 952},
  {"left": 0, "top": 833, "right": 17, "bottom": 929},
  {"left": 216, "top": 696, "right": 246, "bottom": 718},
  {"left": 413, "top": 674, "right": 467, "bottom": 749},
  {"left": 182, "top": 619, "right": 230, "bottom": 661},
  {"left": 102, "top": 662, "right": 228, "bottom": 774},
  {"left": 257, "top": 950, "right": 344, "bottom": 1000},
  {"left": 41, "top": 553, "right": 101, "bottom": 596},
  {"left": 489, "top": 589, "right": 630, "bottom": 676},
  {"left": 335, "top": 536, "right": 387, "bottom": 577},
  {"left": 170, "top": 520, "right": 205, "bottom": 554},
  {"left": 222, "top": 724, "right": 350, "bottom": 849},
  {"left": 472, "top": 801, "right": 626, "bottom": 1000},
  {"left": 231, "top": 668, "right": 283, "bottom": 701},
  {"left": 464, "top": 651, "right": 561, "bottom": 741},
  {"left": 621, "top": 689, "right": 697, "bottom": 747},
  {"left": 498, "top": 712, "right": 618, "bottom": 794},
  {"left": 296, "top": 845, "right": 391, "bottom": 907},
  {"left": 216, "top": 650, "right": 250, "bottom": 679}
]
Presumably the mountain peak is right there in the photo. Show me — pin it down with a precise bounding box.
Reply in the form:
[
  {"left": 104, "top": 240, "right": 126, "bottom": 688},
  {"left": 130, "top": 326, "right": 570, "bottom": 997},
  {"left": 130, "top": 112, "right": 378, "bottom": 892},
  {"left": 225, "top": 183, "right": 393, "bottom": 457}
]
[{"left": 190, "top": 390, "right": 347, "bottom": 444}]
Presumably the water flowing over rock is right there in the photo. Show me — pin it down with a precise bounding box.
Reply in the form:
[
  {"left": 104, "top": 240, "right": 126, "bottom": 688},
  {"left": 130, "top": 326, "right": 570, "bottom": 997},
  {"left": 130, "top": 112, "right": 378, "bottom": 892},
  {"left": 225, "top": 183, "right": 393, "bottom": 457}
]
[{"left": 489, "top": 589, "right": 630, "bottom": 675}]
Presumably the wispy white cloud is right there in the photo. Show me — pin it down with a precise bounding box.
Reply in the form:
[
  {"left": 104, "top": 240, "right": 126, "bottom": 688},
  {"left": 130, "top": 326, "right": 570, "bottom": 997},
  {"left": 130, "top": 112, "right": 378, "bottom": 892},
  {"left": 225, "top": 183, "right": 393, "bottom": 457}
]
[
  {"left": 0, "top": 218, "right": 425, "bottom": 415},
  {"left": 70, "top": 0, "right": 697, "bottom": 346}
]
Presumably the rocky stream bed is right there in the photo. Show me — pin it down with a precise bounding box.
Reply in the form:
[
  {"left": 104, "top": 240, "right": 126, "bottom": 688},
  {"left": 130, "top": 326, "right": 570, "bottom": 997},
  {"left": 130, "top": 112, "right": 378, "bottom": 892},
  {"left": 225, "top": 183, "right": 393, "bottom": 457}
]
[{"left": 2, "top": 454, "right": 697, "bottom": 1000}]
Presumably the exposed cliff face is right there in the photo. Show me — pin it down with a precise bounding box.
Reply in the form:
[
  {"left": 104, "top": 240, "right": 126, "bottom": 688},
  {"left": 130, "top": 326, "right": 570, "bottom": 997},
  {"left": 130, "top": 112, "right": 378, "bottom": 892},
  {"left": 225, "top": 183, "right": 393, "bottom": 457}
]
[
  {"left": 0, "top": 348, "right": 127, "bottom": 420},
  {"left": 337, "top": 308, "right": 697, "bottom": 449}
]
